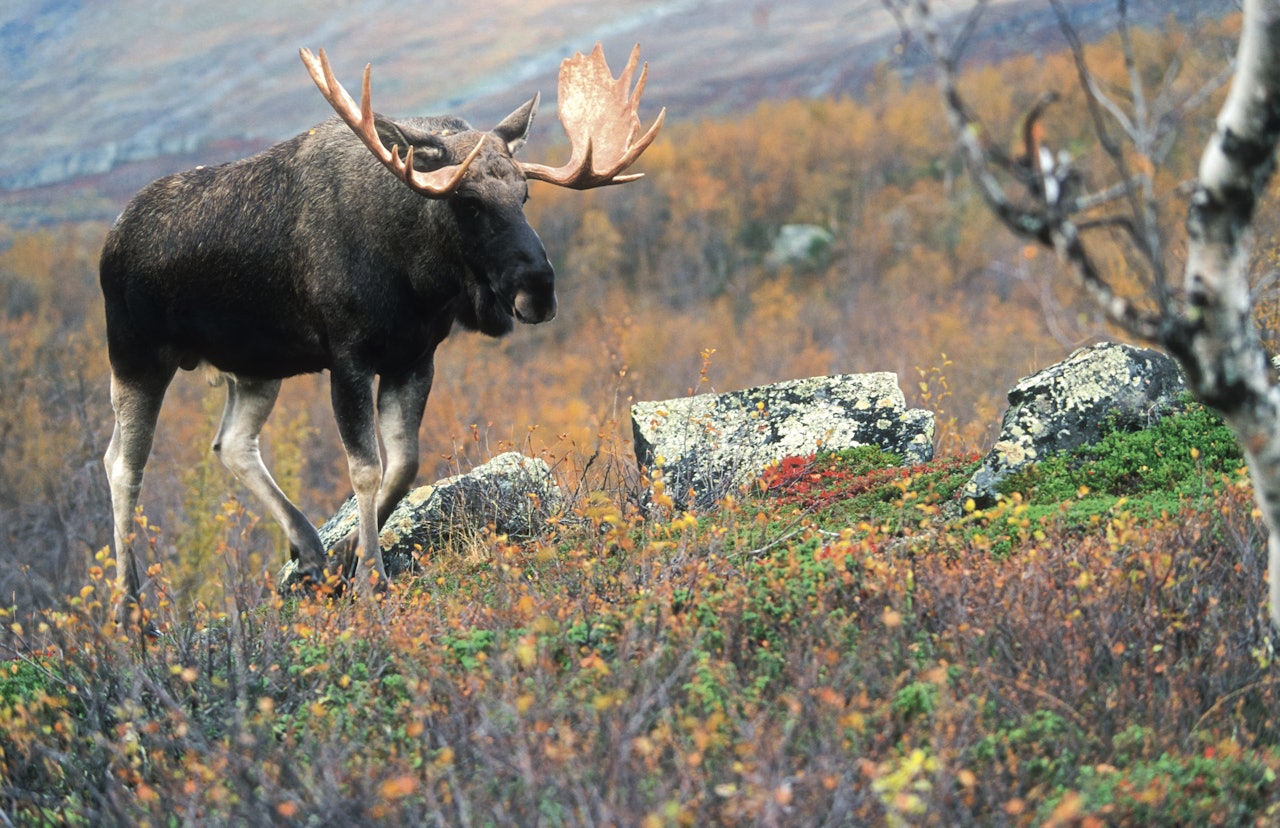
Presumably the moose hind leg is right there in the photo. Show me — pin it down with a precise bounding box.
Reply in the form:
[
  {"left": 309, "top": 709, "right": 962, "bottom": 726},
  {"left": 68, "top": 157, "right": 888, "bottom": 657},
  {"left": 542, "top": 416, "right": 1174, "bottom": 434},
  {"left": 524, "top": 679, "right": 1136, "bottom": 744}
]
[
  {"left": 212, "top": 375, "right": 327, "bottom": 581},
  {"left": 104, "top": 369, "right": 173, "bottom": 625}
]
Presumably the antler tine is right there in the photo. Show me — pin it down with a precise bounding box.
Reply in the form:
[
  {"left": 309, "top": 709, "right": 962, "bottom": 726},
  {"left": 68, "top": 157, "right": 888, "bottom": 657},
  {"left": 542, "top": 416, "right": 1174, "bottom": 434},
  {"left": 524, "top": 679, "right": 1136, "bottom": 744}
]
[
  {"left": 620, "top": 46, "right": 658, "bottom": 148},
  {"left": 358, "top": 61, "right": 376, "bottom": 133},
  {"left": 521, "top": 43, "right": 665, "bottom": 190},
  {"left": 617, "top": 43, "right": 641, "bottom": 101},
  {"left": 300, "top": 47, "right": 482, "bottom": 198},
  {"left": 609, "top": 44, "right": 667, "bottom": 159},
  {"left": 620, "top": 105, "right": 665, "bottom": 169}
]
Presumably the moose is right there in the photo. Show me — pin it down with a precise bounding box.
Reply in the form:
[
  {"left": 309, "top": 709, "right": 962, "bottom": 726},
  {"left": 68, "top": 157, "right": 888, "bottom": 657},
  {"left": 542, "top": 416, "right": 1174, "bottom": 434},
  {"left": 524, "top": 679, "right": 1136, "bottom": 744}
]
[{"left": 100, "top": 44, "right": 663, "bottom": 626}]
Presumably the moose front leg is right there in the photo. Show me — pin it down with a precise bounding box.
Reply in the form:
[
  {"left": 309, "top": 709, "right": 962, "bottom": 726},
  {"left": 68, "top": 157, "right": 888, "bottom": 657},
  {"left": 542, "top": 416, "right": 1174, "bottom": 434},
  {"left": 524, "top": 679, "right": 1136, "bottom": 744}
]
[
  {"left": 329, "top": 358, "right": 436, "bottom": 573},
  {"left": 330, "top": 368, "right": 388, "bottom": 594},
  {"left": 375, "top": 362, "right": 434, "bottom": 521}
]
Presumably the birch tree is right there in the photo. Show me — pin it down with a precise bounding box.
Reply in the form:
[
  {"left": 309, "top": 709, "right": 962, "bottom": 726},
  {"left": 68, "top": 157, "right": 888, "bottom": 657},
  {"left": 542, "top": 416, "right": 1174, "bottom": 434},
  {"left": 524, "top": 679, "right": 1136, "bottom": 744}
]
[{"left": 890, "top": 0, "right": 1280, "bottom": 628}]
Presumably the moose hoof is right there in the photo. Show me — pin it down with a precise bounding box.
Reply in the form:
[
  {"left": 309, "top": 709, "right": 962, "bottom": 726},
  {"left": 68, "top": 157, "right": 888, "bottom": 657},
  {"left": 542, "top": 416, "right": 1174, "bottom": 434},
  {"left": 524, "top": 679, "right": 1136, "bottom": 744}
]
[
  {"left": 115, "top": 601, "right": 162, "bottom": 640},
  {"left": 278, "top": 561, "right": 331, "bottom": 597},
  {"left": 345, "top": 568, "right": 390, "bottom": 600}
]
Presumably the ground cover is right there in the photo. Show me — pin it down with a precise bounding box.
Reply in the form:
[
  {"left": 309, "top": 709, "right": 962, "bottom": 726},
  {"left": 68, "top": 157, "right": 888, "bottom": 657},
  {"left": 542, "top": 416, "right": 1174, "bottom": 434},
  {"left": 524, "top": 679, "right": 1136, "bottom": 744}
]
[{"left": 2, "top": 402, "right": 1276, "bottom": 825}]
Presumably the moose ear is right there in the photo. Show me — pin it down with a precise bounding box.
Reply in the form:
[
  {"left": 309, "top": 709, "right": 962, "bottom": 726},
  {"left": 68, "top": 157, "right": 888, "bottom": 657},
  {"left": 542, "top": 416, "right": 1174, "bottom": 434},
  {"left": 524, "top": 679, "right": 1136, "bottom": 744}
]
[
  {"left": 493, "top": 94, "right": 539, "bottom": 156},
  {"left": 373, "top": 117, "right": 449, "bottom": 171}
]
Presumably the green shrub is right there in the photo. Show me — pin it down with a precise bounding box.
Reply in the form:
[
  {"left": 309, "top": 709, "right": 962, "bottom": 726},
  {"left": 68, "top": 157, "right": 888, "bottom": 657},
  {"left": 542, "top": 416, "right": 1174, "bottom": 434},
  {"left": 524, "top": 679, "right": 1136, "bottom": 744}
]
[
  {"left": 1040, "top": 748, "right": 1279, "bottom": 825},
  {"left": 1000, "top": 398, "right": 1242, "bottom": 507}
]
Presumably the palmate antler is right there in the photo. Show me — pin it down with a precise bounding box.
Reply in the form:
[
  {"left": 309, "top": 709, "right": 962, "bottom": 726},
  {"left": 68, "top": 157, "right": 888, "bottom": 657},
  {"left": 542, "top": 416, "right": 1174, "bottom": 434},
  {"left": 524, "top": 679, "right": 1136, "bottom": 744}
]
[
  {"left": 299, "top": 47, "right": 485, "bottom": 198},
  {"left": 521, "top": 43, "right": 666, "bottom": 189},
  {"left": 300, "top": 43, "right": 663, "bottom": 193}
]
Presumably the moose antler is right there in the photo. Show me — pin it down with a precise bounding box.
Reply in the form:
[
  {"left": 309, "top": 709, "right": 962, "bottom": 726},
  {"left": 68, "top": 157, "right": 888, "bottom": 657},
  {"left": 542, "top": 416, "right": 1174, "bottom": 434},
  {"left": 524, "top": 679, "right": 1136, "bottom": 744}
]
[
  {"left": 300, "top": 47, "right": 484, "bottom": 198},
  {"left": 521, "top": 43, "right": 666, "bottom": 189}
]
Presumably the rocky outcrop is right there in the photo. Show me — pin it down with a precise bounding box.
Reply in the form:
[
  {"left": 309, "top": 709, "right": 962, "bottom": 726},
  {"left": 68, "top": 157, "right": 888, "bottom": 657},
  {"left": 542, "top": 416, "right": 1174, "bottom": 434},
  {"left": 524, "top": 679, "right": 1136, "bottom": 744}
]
[
  {"left": 279, "top": 452, "right": 562, "bottom": 586},
  {"left": 631, "top": 373, "right": 935, "bottom": 509},
  {"left": 963, "top": 342, "right": 1187, "bottom": 505}
]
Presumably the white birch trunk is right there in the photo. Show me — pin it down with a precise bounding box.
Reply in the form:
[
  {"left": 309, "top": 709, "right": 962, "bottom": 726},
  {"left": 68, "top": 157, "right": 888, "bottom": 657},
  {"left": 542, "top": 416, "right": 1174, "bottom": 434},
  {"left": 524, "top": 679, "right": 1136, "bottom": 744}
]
[{"left": 1181, "top": 0, "right": 1280, "bottom": 629}]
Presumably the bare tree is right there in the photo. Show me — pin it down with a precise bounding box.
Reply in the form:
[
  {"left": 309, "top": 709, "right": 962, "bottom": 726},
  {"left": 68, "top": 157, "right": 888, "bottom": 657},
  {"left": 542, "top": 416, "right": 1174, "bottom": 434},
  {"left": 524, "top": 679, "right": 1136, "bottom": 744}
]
[{"left": 889, "top": 0, "right": 1280, "bottom": 628}]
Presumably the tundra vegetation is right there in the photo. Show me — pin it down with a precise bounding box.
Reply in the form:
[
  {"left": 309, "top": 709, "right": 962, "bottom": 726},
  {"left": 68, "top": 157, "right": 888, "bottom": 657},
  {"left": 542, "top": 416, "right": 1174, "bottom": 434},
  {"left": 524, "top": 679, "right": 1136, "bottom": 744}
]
[{"left": 4, "top": 9, "right": 1280, "bottom": 824}]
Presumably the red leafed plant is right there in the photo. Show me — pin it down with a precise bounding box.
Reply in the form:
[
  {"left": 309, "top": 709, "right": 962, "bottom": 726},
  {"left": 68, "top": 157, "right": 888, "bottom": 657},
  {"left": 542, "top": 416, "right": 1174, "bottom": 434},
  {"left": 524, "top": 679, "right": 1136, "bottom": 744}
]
[{"left": 759, "top": 450, "right": 979, "bottom": 512}]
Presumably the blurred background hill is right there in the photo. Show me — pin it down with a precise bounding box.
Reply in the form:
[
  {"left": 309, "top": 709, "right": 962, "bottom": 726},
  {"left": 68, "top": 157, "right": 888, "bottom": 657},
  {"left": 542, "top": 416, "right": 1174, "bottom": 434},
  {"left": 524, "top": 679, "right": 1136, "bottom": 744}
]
[{"left": 1, "top": 0, "right": 1230, "bottom": 223}]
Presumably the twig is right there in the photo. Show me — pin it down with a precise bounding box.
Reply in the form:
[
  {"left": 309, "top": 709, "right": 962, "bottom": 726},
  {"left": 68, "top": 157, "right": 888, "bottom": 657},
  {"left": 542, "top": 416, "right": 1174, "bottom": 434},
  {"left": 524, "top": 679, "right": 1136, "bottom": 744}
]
[
  {"left": 733, "top": 517, "right": 814, "bottom": 559},
  {"left": 1191, "top": 676, "right": 1280, "bottom": 735}
]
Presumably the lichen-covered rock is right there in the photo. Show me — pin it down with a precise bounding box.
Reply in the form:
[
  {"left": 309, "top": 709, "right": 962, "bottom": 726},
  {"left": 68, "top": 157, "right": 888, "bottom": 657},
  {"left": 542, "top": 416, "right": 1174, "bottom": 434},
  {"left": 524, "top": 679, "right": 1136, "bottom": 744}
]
[
  {"left": 964, "top": 342, "right": 1186, "bottom": 505},
  {"left": 767, "top": 224, "right": 835, "bottom": 269},
  {"left": 631, "top": 373, "right": 935, "bottom": 509},
  {"left": 279, "top": 452, "right": 562, "bottom": 588}
]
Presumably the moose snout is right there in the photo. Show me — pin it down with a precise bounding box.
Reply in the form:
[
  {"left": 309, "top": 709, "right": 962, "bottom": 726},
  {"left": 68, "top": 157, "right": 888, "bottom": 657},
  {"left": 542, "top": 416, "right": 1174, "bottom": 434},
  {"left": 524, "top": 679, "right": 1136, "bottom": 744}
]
[
  {"left": 510, "top": 256, "right": 557, "bottom": 324},
  {"left": 514, "top": 287, "right": 557, "bottom": 324}
]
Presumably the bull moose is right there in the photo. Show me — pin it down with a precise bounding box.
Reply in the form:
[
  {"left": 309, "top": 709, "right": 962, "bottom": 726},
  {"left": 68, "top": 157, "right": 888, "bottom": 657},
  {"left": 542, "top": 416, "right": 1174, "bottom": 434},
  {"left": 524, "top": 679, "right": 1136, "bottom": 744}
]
[{"left": 100, "top": 44, "right": 663, "bottom": 626}]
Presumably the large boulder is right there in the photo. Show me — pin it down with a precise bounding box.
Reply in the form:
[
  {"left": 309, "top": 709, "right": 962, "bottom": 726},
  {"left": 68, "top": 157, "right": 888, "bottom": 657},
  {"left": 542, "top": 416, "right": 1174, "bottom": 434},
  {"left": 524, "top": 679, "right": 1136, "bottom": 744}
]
[
  {"left": 631, "top": 373, "right": 935, "bottom": 509},
  {"left": 964, "top": 342, "right": 1187, "bottom": 505},
  {"left": 279, "top": 452, "right": 562, "bottom": 587}
]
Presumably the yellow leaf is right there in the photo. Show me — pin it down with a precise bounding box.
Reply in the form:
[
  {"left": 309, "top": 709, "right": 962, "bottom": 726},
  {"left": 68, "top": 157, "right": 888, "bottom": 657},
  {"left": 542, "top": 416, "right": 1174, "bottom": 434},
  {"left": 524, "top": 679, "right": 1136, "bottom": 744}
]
[{"left": 515, "top": 639, "right": 538, "bottom": 670}]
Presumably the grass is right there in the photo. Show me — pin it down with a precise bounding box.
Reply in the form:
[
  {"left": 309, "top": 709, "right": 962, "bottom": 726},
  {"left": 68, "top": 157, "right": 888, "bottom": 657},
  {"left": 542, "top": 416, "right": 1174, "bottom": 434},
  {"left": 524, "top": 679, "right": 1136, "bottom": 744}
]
[{"left": 2, "top": 402, "right": 1278, "bottom": 826}]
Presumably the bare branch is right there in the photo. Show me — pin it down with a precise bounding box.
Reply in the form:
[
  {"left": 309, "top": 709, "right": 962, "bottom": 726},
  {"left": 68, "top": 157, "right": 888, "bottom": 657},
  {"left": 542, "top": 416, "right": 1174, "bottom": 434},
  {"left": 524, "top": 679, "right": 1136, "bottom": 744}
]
[
  {"left": 1048, "top": 0, "right": 1171, "bottom": 310},
  {"left": 1176, "top": 59, "right": 1238, "bottom": 116},
  {"left": 900, "top": 0, "right": 1164, "bottom": 340},
  {"left": 1117, "top": 0, "right": 1151, "bottom": 136},
  {"left": 1048, "top": 0, "right": 1128, "bottom": 166},
  {"left": 1074, "top": 176, "right": 1150, "bottom": 211},
  {"left": 1075, "top": 214, "right": 1140, "bottom": 235}
]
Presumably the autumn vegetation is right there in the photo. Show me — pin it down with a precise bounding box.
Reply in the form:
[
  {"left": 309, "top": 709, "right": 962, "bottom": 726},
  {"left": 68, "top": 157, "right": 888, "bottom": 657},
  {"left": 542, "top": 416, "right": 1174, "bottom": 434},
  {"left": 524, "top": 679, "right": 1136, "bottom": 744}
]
[{"left": 4, "top": 11, "right": 1280, "bottom": 824}]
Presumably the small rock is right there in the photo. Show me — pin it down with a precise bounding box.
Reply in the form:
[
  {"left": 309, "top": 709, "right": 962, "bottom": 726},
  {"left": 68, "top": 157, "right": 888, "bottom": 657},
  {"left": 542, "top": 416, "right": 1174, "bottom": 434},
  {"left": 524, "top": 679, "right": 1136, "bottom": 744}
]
[
  {"left": 766, "top": 224, "right": 835, "bottom": 269},
  {"left": 279, "top": 452, "right": 562, "bottom": 587}
]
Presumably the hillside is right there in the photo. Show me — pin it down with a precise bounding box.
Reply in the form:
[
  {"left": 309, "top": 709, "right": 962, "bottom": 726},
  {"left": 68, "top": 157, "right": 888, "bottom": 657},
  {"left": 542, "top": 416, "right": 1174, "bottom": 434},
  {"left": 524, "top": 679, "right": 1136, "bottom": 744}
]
[
  {"left": 1, "top": 0, "right": 1232, "bottom": 224},
  {"left": 0, "top": 7, "right": 1256, "bottom": 615}
]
